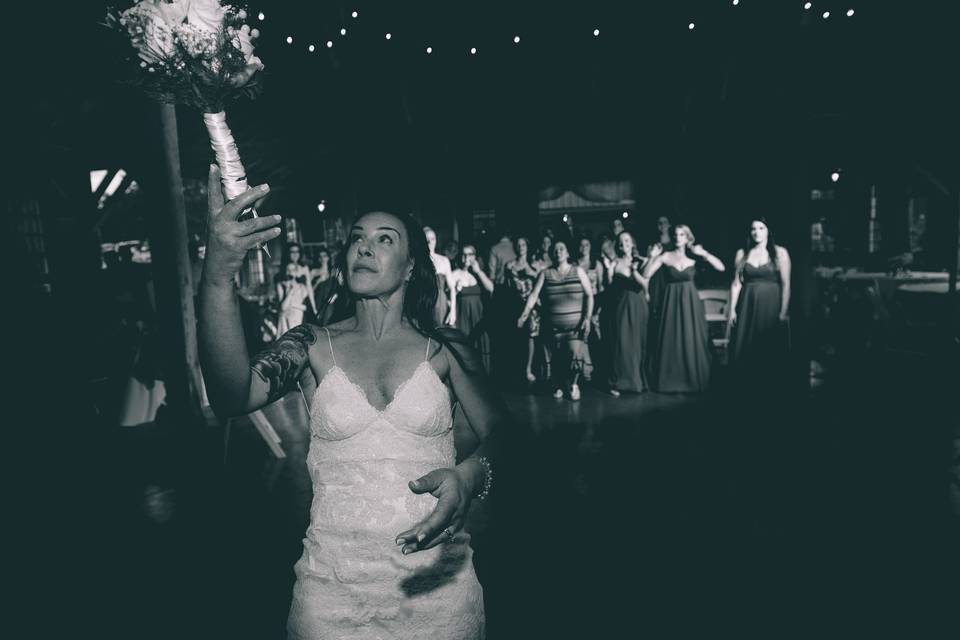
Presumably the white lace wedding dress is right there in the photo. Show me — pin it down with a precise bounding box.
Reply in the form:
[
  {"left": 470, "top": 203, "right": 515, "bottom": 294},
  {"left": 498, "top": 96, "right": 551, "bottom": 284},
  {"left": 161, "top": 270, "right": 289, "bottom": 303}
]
[{"left": 286, "top": 333, "right": 485, "bottom": 639}]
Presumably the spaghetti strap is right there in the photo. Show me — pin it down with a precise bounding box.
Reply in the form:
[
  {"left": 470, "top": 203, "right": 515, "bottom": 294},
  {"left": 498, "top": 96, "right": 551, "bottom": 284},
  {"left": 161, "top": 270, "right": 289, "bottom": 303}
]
[
  {"left": 323, "top": 327, "right": 337, "bottom": 367},
  {"left": 424, "top": 337, "right": 432, "bottom": 362}
]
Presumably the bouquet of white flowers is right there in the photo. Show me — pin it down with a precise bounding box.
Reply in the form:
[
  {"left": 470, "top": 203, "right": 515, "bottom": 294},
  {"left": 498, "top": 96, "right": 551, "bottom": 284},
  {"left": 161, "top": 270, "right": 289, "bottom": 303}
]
[{"left": 106, "top": 0, "right": 267, "bottom": 233}]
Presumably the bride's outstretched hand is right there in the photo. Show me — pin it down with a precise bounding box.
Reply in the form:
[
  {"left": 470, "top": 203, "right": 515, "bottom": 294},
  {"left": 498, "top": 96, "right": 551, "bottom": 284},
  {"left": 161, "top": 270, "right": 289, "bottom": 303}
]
[
  {"left": 395, "top": 468, "right": 471, "bottom": 554},
  {"left": 202, "top": 164, "right": 278, "bottom": 286}
]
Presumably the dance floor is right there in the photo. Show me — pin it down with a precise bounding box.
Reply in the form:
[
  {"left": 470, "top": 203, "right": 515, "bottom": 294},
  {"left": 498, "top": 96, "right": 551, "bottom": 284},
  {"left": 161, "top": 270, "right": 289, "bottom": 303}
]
[{"left": 17, "top": 349, "right": 958, "bottom": 639}]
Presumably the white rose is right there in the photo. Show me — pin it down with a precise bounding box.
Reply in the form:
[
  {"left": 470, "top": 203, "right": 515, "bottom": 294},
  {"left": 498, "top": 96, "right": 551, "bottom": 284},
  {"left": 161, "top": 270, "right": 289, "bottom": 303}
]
[
  {"left": 232, "top": 25, "right": 263, "bottom": 68},
  {"left": 187, "top": 0, "right": 227, "bottom": 34},
  {"left": 235, "top": 26, "right": 254, "bottom": 59},
  {"left": 122, "top": 2, "right": 177, "bottom": 63},
  {"left": 151, "top": 0, "right": 189, "bottom": 26}
]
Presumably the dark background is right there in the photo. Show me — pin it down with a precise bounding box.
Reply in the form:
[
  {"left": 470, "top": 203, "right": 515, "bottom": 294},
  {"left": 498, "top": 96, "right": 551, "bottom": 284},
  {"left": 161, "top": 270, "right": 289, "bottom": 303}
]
[{"left": 5, "top": 1, "right": 958, "bottom": 638}]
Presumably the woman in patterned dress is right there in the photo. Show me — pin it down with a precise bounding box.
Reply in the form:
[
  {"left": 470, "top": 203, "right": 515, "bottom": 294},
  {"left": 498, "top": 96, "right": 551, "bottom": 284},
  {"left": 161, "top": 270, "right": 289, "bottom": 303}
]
[{"left": 517, "top": 240, "right": 594, "bottom": 400}]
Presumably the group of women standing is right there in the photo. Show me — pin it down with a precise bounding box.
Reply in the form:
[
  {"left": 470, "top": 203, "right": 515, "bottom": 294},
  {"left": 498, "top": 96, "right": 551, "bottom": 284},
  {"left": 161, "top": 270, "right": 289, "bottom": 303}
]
[
  {"left": 476, "top": 217, "right": 791, "bottom": 399},
  {"left": 276, "top": 243, "right": 338, "bottom": 334}
]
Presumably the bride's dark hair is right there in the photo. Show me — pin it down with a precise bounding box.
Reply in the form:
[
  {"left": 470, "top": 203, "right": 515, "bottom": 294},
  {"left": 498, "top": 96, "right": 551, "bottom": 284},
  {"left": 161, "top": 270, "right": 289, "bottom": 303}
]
[{"left": 320, "top": 210, "right": 478, "bottom": 373}]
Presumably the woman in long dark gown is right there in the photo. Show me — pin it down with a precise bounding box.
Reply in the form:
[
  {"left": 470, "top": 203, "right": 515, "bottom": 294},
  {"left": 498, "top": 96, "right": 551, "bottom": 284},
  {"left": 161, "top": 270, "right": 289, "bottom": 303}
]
[
  {"left": 450, "top": 244, "right": 496, "bottom": 373},
  {"left": 643, "top": 224, "right": 725, "bottom": 393},
  {"left": 602, "top": 231, "right": 650, "bottom": 396},
  {"left": 728, "top": 218, "right": 792, "bottom": 382},
  {"left": 645, "top": 215, "right": 675, "bottom": 332}
]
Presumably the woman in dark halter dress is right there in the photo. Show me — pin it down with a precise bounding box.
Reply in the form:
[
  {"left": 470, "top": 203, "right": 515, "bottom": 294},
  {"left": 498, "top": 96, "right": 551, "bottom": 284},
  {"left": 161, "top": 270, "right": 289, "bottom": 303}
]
[
  {"left": 602, "top": 231, "right": 650, "bottom": 395},
  {"left": 643, "top": 224, "right": 725, "bottom": 393},
  {"left": 449, "top": 245, "right": 495, "bottom": 373},
  {"left": 728, "top": 218, "right": 792, "bottom": 379}
]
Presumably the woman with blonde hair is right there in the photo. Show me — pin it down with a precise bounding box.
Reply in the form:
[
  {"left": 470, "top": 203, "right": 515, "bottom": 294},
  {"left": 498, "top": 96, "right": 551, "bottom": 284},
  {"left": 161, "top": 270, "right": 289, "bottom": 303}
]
[{"left": 643, "top": 224, "right": 724, "bottom": 393}]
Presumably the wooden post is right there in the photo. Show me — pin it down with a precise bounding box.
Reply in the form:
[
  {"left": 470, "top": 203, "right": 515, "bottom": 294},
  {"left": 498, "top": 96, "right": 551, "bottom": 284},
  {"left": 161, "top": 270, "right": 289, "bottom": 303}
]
[
  {"left": 951, "top": 191, "right": 959, "bottom": 295},
  {"left": 158, "top": 102, "right": 204, "bottom": 423}
]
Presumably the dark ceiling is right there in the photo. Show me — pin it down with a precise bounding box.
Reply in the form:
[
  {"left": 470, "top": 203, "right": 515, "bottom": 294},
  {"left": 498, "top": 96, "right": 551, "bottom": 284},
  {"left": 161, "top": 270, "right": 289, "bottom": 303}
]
[{"left": 8, "top": 1, "right": 956, "bottom": 228}]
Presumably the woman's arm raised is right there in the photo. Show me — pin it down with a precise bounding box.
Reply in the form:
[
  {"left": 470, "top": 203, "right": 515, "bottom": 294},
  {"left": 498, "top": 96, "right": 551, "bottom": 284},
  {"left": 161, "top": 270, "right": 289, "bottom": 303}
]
[{"left": 197, "top": 165, "right": 298, "bottom": 416}]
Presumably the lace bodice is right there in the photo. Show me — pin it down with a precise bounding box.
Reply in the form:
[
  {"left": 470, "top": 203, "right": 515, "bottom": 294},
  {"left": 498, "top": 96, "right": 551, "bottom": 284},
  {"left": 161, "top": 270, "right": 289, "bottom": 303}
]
[
  {"left": 287, "top": 330, "right": 483, "bottom": 639},
  {"left": 305, "top": 343, "right": 457, "bottom": 541}
]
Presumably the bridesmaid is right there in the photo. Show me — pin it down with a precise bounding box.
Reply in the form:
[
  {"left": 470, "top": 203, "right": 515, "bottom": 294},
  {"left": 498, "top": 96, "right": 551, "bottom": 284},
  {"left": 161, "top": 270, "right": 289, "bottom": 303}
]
[
  {"left": 533, "top": 232, "right": 554, "bottom": 270},
  {"left": 728, "top": 218, "right": 792, "bottom": 376},
  {"left": 643, "top": 224, "right": 725, "bottom": 393},
  {"left": 424, "top": 226, "right": 454, "bottom": 326},
  {"left": 601, "top": 231, "right": 650, "bottom": 396},
  {"left": 449, "top": 244, "right": 496, "bottom": 373},
  {"left": 518, "top": 241, "right": 594, "bottom": 401},
  {"left": 646, "top": 215, "right": 674, "bottom": 335},
  {"left": 506, "top": 237, "right": 542, "bottom": 383},
  {"left": 310, "top": 246, "right": 337, "bottom": 325},
  {"left": 577, "top": 237, "right": 603, "bottom": 383},
  {"left": 277, "top": 243, "right": 317, "bottom": 334}
]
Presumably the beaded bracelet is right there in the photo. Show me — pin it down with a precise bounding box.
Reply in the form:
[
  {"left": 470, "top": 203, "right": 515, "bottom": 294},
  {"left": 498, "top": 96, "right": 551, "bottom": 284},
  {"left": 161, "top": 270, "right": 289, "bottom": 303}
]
[{"left": 475, "top": 456, "right": 493, "bottom": 501}]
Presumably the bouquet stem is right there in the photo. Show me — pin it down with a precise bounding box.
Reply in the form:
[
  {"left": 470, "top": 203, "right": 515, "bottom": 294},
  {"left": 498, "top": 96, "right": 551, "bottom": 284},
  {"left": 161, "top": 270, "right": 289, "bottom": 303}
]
[{"left": 203, "top": 111, "right": 270, "bottom": 256}]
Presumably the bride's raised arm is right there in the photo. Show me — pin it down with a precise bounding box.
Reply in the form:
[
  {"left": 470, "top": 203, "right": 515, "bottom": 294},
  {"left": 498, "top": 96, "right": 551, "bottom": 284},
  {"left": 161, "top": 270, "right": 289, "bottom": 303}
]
[{"left": 197, "top": 165, "right": 310, "bottom": 416}]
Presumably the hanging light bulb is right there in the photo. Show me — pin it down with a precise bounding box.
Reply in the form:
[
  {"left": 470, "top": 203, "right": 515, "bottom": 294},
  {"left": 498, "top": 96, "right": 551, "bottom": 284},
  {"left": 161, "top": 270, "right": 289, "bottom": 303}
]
[
  {"left": 385, "top": 33, "right": 392, "bottom": 40},
  {"left": 831, "top": 171, "right": 841, "bottom": 182},
  {"left": 822, "top": 10, "right": 830, "bottom": 18},
  {"left": 317, "top": 202, "right": 326, "bottom": 213},
  {"left": 351, "top": 10, "right": 358, "bottom": 19},
  {"left": 340, "top": 28, "right": 347, "bottom": 36},
  {"left": 326, "top": 40, "right": 333, "bottom": 48},
  {"left": 258, "top": 12, "right": 265, "bottom": 21},
  {"left": 286, "top": 36, "right": 293, "bottom": 44},
  {"left": 514, "top": 35, "right": 520, "bottom": 44},
  {"left": 804, "top": 2, "right": 812, "bottom": 9},
  {"left": 308, "top": 44, "right": 315, "bottom": 52},
  {"left": 688, "top": 22, "right": 696, "bottom": 30},
  {"left": 426, "top": 46, "right": 433, "bottom": 54},
  {"left": 470, "top": 47, "right": 477, "bottom": 55},
  {"left": 846, "top": 9, "right": 855, "bottom": 17},
  {"left": 732, "top": 0, "right": 740, "bottom": 5},
  {"left": 593, "top": 28, "right": 600, "bottom": 37},
  {"left": 622, "top": 211, "right": 630, "bottom": 219}
]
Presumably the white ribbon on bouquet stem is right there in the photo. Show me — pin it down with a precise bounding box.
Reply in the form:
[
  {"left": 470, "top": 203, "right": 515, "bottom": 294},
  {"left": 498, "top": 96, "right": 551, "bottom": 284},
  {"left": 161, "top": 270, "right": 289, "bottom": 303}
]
[{"left": 203, "top": 111, "right": 270, "bottom": 256}]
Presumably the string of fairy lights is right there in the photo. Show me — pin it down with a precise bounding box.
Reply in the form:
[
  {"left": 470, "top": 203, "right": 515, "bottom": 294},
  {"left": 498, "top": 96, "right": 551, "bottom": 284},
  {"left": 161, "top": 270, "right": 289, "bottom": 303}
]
[{"left": 256, "top": 3, "right": 858, "bottom": 59}]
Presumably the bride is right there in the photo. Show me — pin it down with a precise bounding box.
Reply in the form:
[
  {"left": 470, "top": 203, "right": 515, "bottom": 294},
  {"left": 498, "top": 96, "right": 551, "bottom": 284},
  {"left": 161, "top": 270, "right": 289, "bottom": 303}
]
[{"left": 198, "top": 165, "right": 498, "bottom": 639}]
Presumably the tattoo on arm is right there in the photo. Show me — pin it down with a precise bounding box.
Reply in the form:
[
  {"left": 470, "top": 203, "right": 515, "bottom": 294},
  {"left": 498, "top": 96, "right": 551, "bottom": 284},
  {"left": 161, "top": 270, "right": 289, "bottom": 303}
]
[{"left": 251, "top": 324, "right": 317, "bottom": 403}]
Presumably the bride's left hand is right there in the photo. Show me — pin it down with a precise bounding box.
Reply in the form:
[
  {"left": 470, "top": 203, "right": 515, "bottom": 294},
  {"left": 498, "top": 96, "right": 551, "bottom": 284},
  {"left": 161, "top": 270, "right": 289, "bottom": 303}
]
[{"left": 395, "top": 468, "right": 472, "bottom": 554}]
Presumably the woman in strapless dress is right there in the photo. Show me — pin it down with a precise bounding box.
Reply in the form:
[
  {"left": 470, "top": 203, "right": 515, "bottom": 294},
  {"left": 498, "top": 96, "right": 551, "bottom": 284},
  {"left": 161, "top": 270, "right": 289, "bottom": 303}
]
[
  {"left": 643, "top": 224, "right": 726, "bottom": 393},
  {"left": 198, "top": 166, "right": 498, "bottom": 640},
  {"left": 728, "top": 218, "right": 792, "bottom": 383}
]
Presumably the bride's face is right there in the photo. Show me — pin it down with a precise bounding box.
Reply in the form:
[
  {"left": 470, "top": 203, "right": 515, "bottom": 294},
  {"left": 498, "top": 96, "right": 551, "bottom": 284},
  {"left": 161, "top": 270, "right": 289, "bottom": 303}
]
[{"left": 347, "top": 212, "right": 413, "bottom": 297}]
